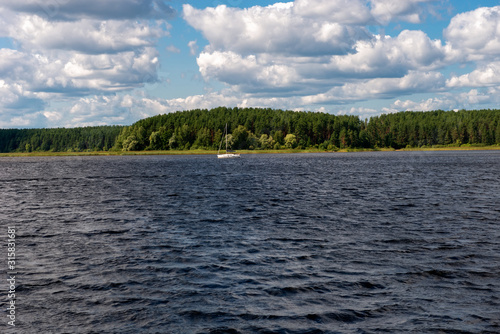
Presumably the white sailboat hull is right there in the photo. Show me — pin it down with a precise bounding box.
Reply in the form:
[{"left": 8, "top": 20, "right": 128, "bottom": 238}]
[
  {"left": 217, "top": 153, "right": 240, "bottom": 159},
  {"left": 217, "top": 123, "right": 241, "bottom": 159}
]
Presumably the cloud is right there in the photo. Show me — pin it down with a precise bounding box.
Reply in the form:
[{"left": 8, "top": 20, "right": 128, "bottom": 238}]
[
  {"left": 0, "top": 111, "right": 48, "bottom": 128},
  {"left": 0, "top": 0, "right": 173, "bottom": 127},
  {"left": 194, "top": 28, "right": 446, "bottom": 98},
  {"left": 0, "top": 80, "right": 45, "bottom": 112},
  {"left": 442, "top": 6, "right": 500, "bottom": 90},
  {"left": 335, "top": 106, "right": 380, "bottom": 119},
  {"left": 185, "top": 0, "right": 447, "bottom": 104},
  {"left": 301, "top": 71, "right": 445, "bottom": 104},
  {"left": 183, "top": 3, "right": 371, "bottom": 57},
  {"left": 188, "top": 40, "right": 199, "bottom": 56},
  {"left": 0, "top": 78, "right": 47, "bottom": 128},
  {"left": 183, "top": 0, "right": 441, "bottom": 58},
  {"left": 391, "top": 86, "right": 500, "bottom": 112},
  {"left": 51, "top": 89, "right": 303, "bottom": 127},
  {"left": 0, "top": 47, "right": 160, "bottom": 128},
  {"left": 370, "top": 0, "right": 438, "bottom": 25},
  {"left": 57, "top": 48, "right": 160, "bottom": 93},
  {"left": 316, "top": 30, "right": 445, "bottom": 79},
  {"left": 293, "top": 0, "right": 372, "bottom": 24},
  {"left": 140, "top": 70, "right": 445, "bottom": 118},
  {"left": 43, "top": 91, "right": 244, "bottom": 127},
  {"left": 65, "top": 95, "right": 151, "bottom": 127},
  {"left": 197, "top": 51, "right": 302, "bottom": 94},
  {"left": 1, "top": 0, "right": 175, "bottom": 21},
  {"left": 0, "top": 47, "right": 160, "bottom": 96},
  {"left": 9, "top": 15, "right": 166, "bottom": 54},
  {"left": 444, "top": 6, "right": 500, "bottom": 62},
  {"left": 166, "top": 45, "right": 181, "bottom": 53},
  {"left": 35, "top": 93, "right": 172, "bottom": 128},
  {"left": 447, "top": 62, "right": 500, "bottom": 88},
  {"left": 0, "top": 49, "right": 50, "bottom": 118},
  {"left": 0, "top": 48, "right": 34, "bottom": 81},
  {"left": 392, "top": 97, "right": 455, "bottom": 111}
]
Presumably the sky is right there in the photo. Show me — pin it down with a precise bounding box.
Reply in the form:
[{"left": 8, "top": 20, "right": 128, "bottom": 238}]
[{"left": 1, "top": 0, "right": 500, "bottom": 128}]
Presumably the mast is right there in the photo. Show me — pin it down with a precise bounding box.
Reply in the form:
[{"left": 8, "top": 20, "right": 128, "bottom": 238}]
[
  {"left": 218, "top": 123, "right": 228, "bottom": 155},
  {"left": 217, "top": 123, "right": 224, "bottom": 154}
]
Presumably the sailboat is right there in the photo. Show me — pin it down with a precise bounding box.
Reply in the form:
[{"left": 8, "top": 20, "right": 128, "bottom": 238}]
[{"left": 217, "top": 123, "right": 240, "bottom": 159}]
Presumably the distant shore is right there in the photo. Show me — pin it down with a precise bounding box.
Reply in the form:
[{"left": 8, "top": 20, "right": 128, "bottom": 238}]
[{"left": 1, "top": 145, "right": 499, "bottom": 157}]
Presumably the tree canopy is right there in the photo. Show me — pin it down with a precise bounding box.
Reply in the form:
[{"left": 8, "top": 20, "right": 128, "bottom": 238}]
[
  {"left": 1, "top": 108, "right": 499, "bottom": 153},
  {"left": 0, "top": 126, "right": 122, "bottom": 153},
  {"left": 114, "top": 107, "right": 500, "bottom": 151}
]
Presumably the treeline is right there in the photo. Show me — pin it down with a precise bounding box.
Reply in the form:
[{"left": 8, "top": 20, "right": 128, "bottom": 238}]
[
  {"left": 0, "top": 126, "right": 122, "bottom": 153},
  {"left": 367, "top": 109, "right": 500, "bottom": 148},
  {"left": 114, "top": 107, "right": 363, "bottom": 151},
  {"left": 114, "top": 107, "right": 500, "bottom": 151},
  {"left": 1, "top": 108, "right": 499, "bottom": 153}
]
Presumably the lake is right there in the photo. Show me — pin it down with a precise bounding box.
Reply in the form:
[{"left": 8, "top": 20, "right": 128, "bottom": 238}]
[{"left": 1, "top": 151, "right": 499, "bottom": 333}]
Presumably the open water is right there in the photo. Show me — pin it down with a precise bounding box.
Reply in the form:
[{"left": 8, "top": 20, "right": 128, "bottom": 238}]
[{"left": 1, "top": 151, "right": 500, "bottom": 333}]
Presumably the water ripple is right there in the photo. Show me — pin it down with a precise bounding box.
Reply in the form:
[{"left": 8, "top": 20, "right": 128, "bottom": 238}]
[{"left": 1, "top": 151, "right": 499, "bottom": 333}]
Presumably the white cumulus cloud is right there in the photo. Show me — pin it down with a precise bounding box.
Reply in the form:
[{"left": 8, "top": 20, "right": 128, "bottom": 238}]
[
  {"left": 9, "top": 15, "right": 166, "bottom": 54},
  {"left": 1, "top": 0, "right": 175, "bottom": 21},
  {"left": 184, "top": 0, "right": 448, "bottom": 105},
  {"left": 197, "top": 51, "right": 301, "bottom": 93},
  {"left": 447, "top": 62, "right": 500, "bottom": 88},
  {"left": 444, "top": 6, "right": 500, "bottom": 62},
  {"left": 183, "top": 3, "right": 371, "bottom": 57},
  {"left": 293, "top": 0, "right": 372, "bottom": 24},
  {"left": 301, "top": 71, "right": 445, "bottom": 105},
  {"left": 370, "top": 0, "right": 438, "bottom": 25},
  {"left": 0, "top": 0, "right": 173, "bottom": 127}
]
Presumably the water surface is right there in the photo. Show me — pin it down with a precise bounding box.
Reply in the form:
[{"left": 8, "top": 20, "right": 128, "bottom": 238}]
[{"left": 1, "top": 151, "right": 499, "bottom": 333}]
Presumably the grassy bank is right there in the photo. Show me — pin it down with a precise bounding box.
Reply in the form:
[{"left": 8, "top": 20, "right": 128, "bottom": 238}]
[
  {"left": 0, "top": 149, "right": 312, "bottom": 157},
  {"left": 0, "top": 150, "right": 217, "bottom": 157},
  {"left": 398, "top": 145, "right": 500, "bottom": 152},
  {"left": 1, "top": 145, "right": 499, "bottom": 157}
]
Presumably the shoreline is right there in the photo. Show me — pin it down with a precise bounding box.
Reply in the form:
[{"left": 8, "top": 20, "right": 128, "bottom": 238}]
[{"left": 1, "top": 145, "right": 499, "bottom": 157}]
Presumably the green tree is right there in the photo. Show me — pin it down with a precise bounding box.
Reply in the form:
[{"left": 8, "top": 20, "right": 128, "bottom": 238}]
[
  {"left": 148, "top": 131, "right": 161, "bottom": 150},
  {"left": 284, "top": 134, "right": 297, "bottom": 148},
  {"left": 168, "top": 133, "right": 178, "bottom": 150},
  {"left": 273, "top": 130, "right": 284, "bottom": 146},
  {"left": 225, "top": 134, "right": 235, "bottom": 150},
  {"left": 359, "top": 129, "right": 370, "bottom": 148},
  {"left": 213, "top": 129, "right": 223, "bottom": 150},
  {"left": 232, "top": 125, "right": 250, "bottom": 149},
  {"left": 258, "top": 134, "right": 275, "bottom": 149},
  {"left": 122, "top": 135, "right": 139, "bottom": 151},
  {"left": 339, "top": 128, "right": 347, "bottom": 149},
  {"left": 496, "top": 122, "right": 500, "bottom": 144},
  {"left": 192, "top": 127, "right": 211, "bottom": 149}
]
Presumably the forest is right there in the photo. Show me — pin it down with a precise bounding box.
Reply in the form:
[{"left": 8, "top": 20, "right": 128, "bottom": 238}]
[
  {"left": 113, "top": 107, "right": 500, "bottom": 151},
  {"left": 0, "top": 107, "right": 499, "bottom": 153},
  {"left": 0, "top": 126, "right": 122, "bottom": 153}
]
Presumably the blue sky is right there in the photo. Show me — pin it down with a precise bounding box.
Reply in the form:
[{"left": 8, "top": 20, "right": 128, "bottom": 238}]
[{"left": 1, "top": 0, "right": 500, "bottom": 128}]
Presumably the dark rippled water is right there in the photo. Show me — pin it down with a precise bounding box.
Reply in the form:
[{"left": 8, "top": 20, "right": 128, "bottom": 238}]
[{"left": 1, "top": 151, "right": 500, "bottom": 333}]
